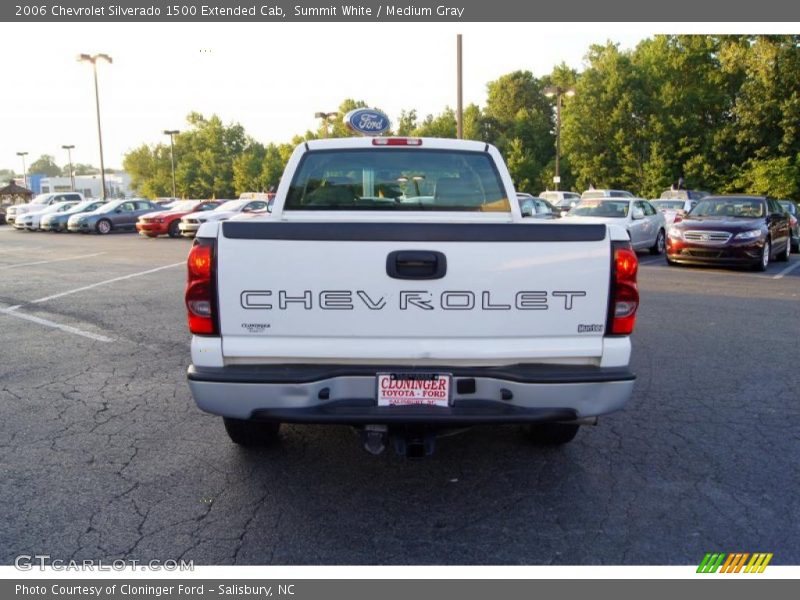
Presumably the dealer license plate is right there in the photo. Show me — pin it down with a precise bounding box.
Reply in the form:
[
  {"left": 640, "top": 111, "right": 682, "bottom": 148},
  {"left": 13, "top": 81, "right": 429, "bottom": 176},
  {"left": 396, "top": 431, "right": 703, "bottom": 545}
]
[{"left": 376, "top": 373, "right": 451, "bottom": 407}]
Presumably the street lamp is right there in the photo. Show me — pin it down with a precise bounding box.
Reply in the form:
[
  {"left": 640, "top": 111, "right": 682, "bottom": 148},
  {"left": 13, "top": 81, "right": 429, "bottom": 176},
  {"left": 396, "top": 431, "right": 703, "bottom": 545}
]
[
  {"left": 543, "top": 85, "right": 576, "bottom": 191},
  {"left": 16, "top": 151, "right": 28, "bottom": 189},
  {"left": 77, "top": 53, "right": 112, "bottom": 200},
  {"left": 163, "top": 130, "right": 180, "bottom": 199},
  {"left": 314, "top": 112, "right": 338, "bottom": 138},
  {"left": 61, "top": 145, "right": 75, "bottom": 191}
]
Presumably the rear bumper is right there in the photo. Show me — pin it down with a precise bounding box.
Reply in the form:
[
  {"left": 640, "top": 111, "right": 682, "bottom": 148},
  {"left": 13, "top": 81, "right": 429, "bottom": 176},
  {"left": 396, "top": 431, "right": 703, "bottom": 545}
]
[{"left": 187, "top": 363, "right": 636, "bottom": 424}]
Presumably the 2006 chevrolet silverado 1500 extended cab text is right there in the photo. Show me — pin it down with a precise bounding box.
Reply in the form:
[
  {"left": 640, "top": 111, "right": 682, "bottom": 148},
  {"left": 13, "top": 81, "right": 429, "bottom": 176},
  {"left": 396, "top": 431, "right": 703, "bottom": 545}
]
[{"left": 185, "top": 136, "right": 638, "bottom": 457}]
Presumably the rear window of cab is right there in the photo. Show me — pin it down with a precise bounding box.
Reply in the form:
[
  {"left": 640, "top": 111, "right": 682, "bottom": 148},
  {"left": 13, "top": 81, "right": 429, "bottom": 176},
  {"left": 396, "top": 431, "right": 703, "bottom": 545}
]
[{"left": 284, "top": 149, "right": 510, "bottom": 212}]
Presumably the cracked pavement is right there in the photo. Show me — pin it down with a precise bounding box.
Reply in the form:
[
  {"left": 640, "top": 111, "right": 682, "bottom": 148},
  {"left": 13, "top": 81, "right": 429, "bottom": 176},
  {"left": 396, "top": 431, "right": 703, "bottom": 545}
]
[{"left": 0, "top": 227, "right": 798, "bottom": 565}]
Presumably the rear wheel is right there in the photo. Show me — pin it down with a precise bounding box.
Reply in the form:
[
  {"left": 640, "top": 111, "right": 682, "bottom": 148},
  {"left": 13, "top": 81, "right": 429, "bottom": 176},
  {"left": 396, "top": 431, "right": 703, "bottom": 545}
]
[
  {"left": 650, "top": 229, "right": 666, "bottom": 255},
  {"left": 96, "top": 219, "right": 112, "bottom": 235},
  {"left": 523, "top": 422, "right": 580, "bottom": 445},
  {"left": 223, "top": 417, "right": 281, "bottom": 447},
  {"left": 168, "top": 220, "right": 181, "bottom": 238}
]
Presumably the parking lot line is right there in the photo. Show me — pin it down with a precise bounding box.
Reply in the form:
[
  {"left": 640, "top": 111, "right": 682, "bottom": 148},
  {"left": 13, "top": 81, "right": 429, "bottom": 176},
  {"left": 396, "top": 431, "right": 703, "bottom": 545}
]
[
  {"left": 5, "top": 261, "right": 185, "bottom": 311},
  {"left": 772, "top": 261, "right": 800, "bottom": 279},
  {"left": 637, "top": 257, "right": 664, "bottom": 265},
  {"left": 0, "top": 252, "right": 105, "bottom": 271},
  {"left": 0, "top": 307, "right": 113, "bottom": 342}
]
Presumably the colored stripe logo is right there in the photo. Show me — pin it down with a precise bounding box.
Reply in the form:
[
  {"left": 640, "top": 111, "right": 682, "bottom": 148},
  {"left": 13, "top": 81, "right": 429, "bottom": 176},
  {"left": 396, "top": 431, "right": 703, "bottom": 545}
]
[{"left": 697, "top": 552, "right": 773, "bottom": 573}]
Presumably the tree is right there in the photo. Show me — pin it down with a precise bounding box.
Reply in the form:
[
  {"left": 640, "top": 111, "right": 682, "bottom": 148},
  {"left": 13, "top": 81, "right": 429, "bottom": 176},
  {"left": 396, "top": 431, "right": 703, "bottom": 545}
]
[
  {"left": 484, "top": 71, "right": 554, "bottom": 190},
  {"left": 396, "top": 109, "right": 418, "bottom": 135},
  {"left": 27, "top": 155, "right": 62, "bottom": 177}
]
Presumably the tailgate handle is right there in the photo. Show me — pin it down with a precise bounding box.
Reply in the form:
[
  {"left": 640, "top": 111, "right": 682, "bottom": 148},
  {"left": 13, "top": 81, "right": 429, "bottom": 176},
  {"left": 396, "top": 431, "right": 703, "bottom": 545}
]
[{"left": 386, "top": 250, "right": 447, "bottom": 280}]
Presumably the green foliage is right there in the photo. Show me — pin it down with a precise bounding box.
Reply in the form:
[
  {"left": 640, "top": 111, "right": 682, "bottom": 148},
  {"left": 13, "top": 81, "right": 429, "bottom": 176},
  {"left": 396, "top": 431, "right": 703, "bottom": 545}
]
[{"left": 28, "top": 155, "right": 62, "bottom": 177}]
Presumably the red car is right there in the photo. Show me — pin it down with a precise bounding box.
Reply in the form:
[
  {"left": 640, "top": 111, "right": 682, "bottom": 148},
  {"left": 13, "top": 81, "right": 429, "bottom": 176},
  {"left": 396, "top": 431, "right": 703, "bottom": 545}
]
[{"left": 136, "top": 200, "right": 222, "bottom": 238}]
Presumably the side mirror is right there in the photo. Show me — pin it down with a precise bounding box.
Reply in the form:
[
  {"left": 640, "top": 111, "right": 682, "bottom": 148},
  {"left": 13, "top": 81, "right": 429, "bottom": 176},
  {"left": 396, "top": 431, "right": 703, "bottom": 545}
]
[
  {"left": 520, "top": 203, "right": 533, "bottom": 217},
  {"left": 115, "top": 208, "right": 122, "bottom": 213},
  {"left": 632, "top": 208, "right": 645, "bottom": 220}
]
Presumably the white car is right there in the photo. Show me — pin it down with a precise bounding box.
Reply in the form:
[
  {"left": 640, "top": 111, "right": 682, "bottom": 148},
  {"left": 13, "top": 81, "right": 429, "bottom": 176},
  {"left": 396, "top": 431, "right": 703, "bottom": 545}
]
[
  {"left": 580, "top": 189, "right": 635, "bottom": 200},
  {"left": 179, "top": 199, "right": 270, "bottom": 237},
  {"left": 539, "top": 191, "right": 581, "bottom": 215},
  {"left": 562, "top": 197, "right": 666, "bottom": 254},
  {"left": 5, "top": 192, "right": 85, "bottom": 225},
  {"left": 13, "top": 201, "right": 80, "bottom": 231},
  {"left": 650, "top": 199, "right": 696, "bottom": 229}
]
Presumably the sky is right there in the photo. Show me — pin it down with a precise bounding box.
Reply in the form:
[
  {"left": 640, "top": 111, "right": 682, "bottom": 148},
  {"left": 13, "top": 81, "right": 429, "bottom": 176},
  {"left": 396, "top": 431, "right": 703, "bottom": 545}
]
[{"left": 0, "top": 22, "right": 783, "bottom": 173}]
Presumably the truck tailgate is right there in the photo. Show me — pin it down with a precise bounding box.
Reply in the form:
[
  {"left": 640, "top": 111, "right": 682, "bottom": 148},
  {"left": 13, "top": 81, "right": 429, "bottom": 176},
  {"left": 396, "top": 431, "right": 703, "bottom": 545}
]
[{"left": 215, "top": 221, "right": 611, "bottom": 363}]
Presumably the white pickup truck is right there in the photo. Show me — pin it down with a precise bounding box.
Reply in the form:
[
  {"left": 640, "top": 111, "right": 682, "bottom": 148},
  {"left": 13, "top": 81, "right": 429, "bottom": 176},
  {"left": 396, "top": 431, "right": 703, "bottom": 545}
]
[
  {"left": 185, "top": 137, "right": 639, "bottom": 457},
  {"left": 5, "top": 192, "right": 86, "bottom": 225}
]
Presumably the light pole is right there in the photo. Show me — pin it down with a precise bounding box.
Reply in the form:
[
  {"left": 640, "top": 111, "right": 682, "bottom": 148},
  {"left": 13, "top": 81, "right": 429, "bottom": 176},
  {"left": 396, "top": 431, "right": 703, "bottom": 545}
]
[
  {"left": 456, "top": 33, "right": 463, "bottom": 139},
  {"left": 77, "top": 53, "right": 112, "bottom": 200},
  {"left": 16, "top": 151, "right": 28, "bottom": 189},
  {"left": 543, "top": 86, "right": 576, "bottom": 191},
  {"left": 163, "top": 130, "right": 179, "bottom": 199},
  {"left": 62, "top": 145, "right": 75, "bottom": 191},
  {"left": 314, "top": 112, "right": 338, "bottom": 138}
]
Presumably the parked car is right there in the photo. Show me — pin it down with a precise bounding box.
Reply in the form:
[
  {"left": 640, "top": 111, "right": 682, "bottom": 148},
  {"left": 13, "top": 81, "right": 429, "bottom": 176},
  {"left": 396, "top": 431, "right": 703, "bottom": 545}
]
[
  {"left": 650, "top": 199, "right": 696, "bottom": 229},
  {"left": 666, "top": 195, "right": 792, "bottom": 270},
  {"left": 14, "top": 201, "right": 80, "bottom": 230},
  {"left": 659, "top": 188, "right": 710, "bottom": 201},
  {"left": 562, "top": 198, "right": 666, "bottom": 254},
  {"left": 580, "top": 189, "right": 634, "bottom": 200},
  {"left": 178, "top": 199, "right": 270, "bottom": 238},
  {"left": 41, "top": 200, "right": 107, "bottom": 232},
  {"left": 539, "top": 191, "right": 581, "bottom": 216},
  {"left": 777, "top": 199, "right": 799, "bottom": 253},
  {"left": 0, "top": 208, "right": 6, "bottom": 225},
  {"left": 136, "top": 200, "right": 222, "bottom": 238},
  {"left": 5, "top": 192, "right": 85, "bottom": 225},
  {"left": 517, "top": 194, "right": 559, "bottom": 219},
  {"left": 67, "top": 199, "right": 162, "bottom": 234}
]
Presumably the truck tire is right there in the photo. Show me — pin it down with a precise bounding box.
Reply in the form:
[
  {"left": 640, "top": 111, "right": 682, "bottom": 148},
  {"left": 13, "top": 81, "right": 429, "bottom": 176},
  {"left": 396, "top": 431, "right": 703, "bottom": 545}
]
[
  {"left": 523, "top": 422, "right": 580, "bottom": 445},
  {"left": 223, "top": 417, "right": 281, "bottom": 447}
]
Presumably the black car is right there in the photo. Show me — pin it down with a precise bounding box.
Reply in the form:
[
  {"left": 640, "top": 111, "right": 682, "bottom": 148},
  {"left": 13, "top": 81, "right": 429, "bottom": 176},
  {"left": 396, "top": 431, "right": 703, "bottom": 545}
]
[
  {"left": 666, "top": 195, "right": 792, "bottom": 271},
  {"left": 777, "top": 199, "right": 799, "bottom": 253}
]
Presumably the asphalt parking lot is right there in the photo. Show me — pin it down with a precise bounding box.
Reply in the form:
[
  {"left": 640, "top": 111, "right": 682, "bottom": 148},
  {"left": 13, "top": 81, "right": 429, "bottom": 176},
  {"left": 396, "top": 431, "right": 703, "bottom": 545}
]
[{"left": 1, "top": 225, "right": 798, "bottom": 566}]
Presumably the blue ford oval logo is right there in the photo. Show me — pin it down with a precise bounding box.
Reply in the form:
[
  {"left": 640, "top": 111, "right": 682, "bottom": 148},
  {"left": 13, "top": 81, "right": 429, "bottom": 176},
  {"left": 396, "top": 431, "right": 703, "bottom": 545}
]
[{"left": 344, "top": 108, "right": 391, "bottom": 136}]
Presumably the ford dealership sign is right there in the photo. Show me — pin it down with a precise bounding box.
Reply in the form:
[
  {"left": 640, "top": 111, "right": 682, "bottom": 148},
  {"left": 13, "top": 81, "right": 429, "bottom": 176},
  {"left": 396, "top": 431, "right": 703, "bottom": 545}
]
[{"left": 344, "top": 108, "right": 391, "bottom": 136}]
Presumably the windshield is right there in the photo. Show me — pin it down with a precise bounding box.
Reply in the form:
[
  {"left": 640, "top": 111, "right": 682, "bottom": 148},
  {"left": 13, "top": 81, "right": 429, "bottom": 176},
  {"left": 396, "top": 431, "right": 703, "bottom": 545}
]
[
  {"left": 690, "top": 198, "right": 765, "bottom": 218},
  {"left": 168, "top": 200, "right": 201, "bottom": 212},
  {"left": 582, "top": 190, "right": 631, "bottom": 200},
  {"left": 215, "top": 199, "right": 248, "bottom": 212},
  {"left": 96, "top": 202, "right": 123, "bottom": 213},
  {"left": 285, "top": 149, "right": 509, "bottom": 212},
  {"left": 571, "top": 199, "right": 630, "bottom": 218},
  {"left": 660, "top": 190, "right": 689, "bottom": 200},
  {"left": 31, "top": 194, "right": 53, "bottom": 204},
  {"left": 652, "top": 200, "right": 685, "bottom": 211},
  {"left": 65, "top": 200, "right": 99, "bottom": 214},
  {"left": 778, "top": 200, "right": 796, "bottom": 215}
]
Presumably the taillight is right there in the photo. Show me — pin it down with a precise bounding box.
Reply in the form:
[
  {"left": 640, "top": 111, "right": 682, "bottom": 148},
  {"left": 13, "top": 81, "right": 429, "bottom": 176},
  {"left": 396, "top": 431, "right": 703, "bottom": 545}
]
[
  {"left": 372, "top": 137, "right": 423, "bottom": 146},
  {"left": 185, "top": 240, "right": 217, "bottom": 335},
  {"left": 608, "top": 242, "right": 639, "bottom": 335}
]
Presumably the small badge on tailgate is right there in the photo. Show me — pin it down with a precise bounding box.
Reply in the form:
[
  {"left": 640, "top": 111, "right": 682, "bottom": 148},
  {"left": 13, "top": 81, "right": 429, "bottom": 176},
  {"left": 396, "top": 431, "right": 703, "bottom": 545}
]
[
  {"left": 241, "top": 322, "right": 270, "bottom": 333},
  {"left": 377, "top": 373, "right": 451, "bottom": 407}
]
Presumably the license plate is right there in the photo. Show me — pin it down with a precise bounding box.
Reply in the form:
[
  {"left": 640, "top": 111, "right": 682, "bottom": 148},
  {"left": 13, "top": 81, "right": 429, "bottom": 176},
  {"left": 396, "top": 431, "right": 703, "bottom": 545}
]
[{"left": 376, "top": 373, "right": 451, "bottom": 407}]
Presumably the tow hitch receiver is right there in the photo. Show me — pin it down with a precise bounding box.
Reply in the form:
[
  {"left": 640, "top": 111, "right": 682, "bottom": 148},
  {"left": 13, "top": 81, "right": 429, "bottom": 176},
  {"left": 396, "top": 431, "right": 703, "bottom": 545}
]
[{"left": 360, "top": 425, "right": 438, "bottom": 458}]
